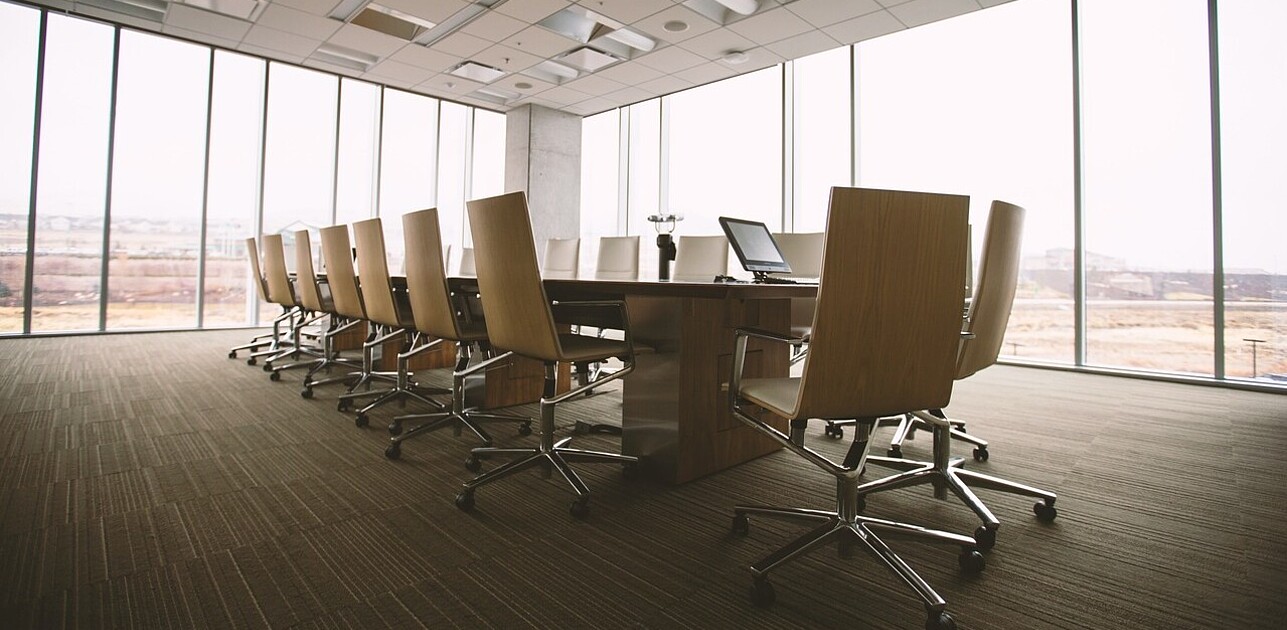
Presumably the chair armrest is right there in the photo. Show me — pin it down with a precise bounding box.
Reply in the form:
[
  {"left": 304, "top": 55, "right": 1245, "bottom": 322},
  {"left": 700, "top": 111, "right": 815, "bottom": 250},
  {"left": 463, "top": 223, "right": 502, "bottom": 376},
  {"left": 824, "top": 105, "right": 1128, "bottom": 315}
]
[{"left": 733, "top": 327, "right": 807, "bottom": 345}]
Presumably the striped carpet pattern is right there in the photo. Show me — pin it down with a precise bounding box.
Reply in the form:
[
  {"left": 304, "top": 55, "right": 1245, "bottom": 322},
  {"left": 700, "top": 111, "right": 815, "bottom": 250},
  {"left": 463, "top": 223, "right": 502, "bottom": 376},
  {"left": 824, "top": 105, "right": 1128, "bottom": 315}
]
[{"left": 0, "top": 329, "right": 1284, "bottom": 629}]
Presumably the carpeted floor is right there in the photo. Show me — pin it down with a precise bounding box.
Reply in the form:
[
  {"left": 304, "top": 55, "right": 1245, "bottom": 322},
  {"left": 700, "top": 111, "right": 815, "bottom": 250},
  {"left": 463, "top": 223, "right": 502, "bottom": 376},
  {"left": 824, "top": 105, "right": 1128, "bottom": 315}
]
[{"left": 0, "top": 329, "right": 1284, "bottom": 629}]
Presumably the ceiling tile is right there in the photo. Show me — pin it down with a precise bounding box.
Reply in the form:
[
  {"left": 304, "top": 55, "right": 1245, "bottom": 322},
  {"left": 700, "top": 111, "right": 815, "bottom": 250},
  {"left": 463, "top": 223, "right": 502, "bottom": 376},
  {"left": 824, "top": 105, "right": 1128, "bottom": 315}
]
[
  {"left": 272, "top": 0, "right": 342, "bottom": 18},
  {"left": 602, "top": 85, "right": 654, "bottom": 106},
  {"left": 676, "top": 25, "right": 755, "bottom": 61},
  {"left": 76, "top": 4, "right": 162, "bottom": 32},
  {"left": 565, "top": 97, "right": 618, "bottom": 116},
  {"left": 575, "top": 0, "right": 673, "bottom": 26},
  {"left": 887, "top": 0, "right": 980, "bottom": 28},
  {"left": 375, "top": 0, "right": 468, "bottom": 24},
  {"left": 537, "top": 84, "right": 594, "bottom": 106},
  {"left": 326, "top": 23, "right": 409, "bottom": 58},
  {"left": 491, "top": 73, "right": 557, "bottom": 96},
  {"left": 302, "top": 57, "right": 364, "bottom": 77},
  {"left": 459, "top": 9, "right": 528, "bottom": 41},
  {"left": 256, "top": 4, "right": 342, "bottom": 41},
  {"left": 243, "top": 24, "right": 323, "bottom": 57},
  {"left": 433, "top": 30, "right": 495, "bottom": 58},
  {"left": 786, "top": 0, "right": 883, "bottom": 28},
  {"left": 764, "top": 29, "right": 841, "bottom": 60},
  {"left": 471, "top": 43, "right": 544, "bottom": 74},
  {"left": 238, "top": 42, "right": 306, "bottom": 64},
  {"left": 634, "top": 44, "right": 707, "bottom": 73},
  {"left": 161, "top": 24, "right": 241, "bottom": 50},
  {"left": 726, "top": 7, "right": 813, "bottom": 46},
  {"left": 978, "top": 0, "right": 1016, "bottom": 7},
  {"left": 821, "top": 9, "right": 904, "bottom": 44},
  {"left": 593, "top": 59, "right": 664, "bottom": 85},
  {"left": 630, "top": 5, "right": 720, "bottom": 45},
  {"left": 388, "top": 43, "right": 462, "bottom": 72},
  {"left": 674, "top": 60, "right": 736, "bottom": 85},
  {"left": 493, "top": 0, "right": 572, "bottom": 24},
  {"left": 417, "top": 72, "right": 486, "bottom": 96},
  {"left": 636, "top": 74, "right": 693, "bottom": 97},
  {"left": 164, "top": 4, "right": 253, "bottom": 42},
  {"left": 736, "top": 46, "right": 787, "bottom": 73},
  {"left": 365, "top": 58, "right": 436, "bottom": 84},
  {"left": 562, "top": 74, "right": 627, "bottom": 97},
  {"left": 500, "top": 25, "right": 580, "bottom": 58}
]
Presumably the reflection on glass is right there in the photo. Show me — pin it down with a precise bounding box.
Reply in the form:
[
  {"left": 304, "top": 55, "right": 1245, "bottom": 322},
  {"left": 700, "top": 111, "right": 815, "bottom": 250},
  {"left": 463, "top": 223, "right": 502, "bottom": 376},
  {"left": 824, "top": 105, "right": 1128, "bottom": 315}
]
[
  {"left": 792, "top": 46, "right": 850, "bottom": 233},
  {"left": 0, "top": 3, "right": 40, "bottom": 333},
  {"left": 106, "top": 31, "right": 210, "bottom": 329},
  {"left": 856, "top": 0, "right": 1073, "bottom": 363},
  {"left": 1218, "top": 0, "right": 1287, "bottom": 382},
  {"left": 204, "top": 51, "right": 265, "bottom": 327},
  {"left": 335, "top": 78, "right": 381, "bottom": 227},
  {"left": 580, "top": 110, "right": 620, "bottom": 277},
  {"left": 1081, "top": 0, "right": 1213, "bottom": 375},
  {"left": 31, "top": 14, "right": 114, "bottom": 332}
]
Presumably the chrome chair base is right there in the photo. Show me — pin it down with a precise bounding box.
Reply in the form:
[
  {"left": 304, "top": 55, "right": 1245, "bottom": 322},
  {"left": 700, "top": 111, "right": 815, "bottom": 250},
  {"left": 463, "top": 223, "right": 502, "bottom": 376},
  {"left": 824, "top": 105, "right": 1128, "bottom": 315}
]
[
  {"left": 858, "top": 411, "right": 1057, "bottom": 550},
  {"left": 824, "top": 410, "right": 991, "bottom": 461},
  {"left": 336, "top": 327, "right": 447, "bottom": 427}
]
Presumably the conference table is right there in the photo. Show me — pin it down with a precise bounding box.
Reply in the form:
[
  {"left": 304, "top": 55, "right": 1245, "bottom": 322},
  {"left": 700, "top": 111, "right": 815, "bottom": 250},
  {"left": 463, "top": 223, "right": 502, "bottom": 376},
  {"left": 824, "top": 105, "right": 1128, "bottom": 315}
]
[{"left": 532, "top": 278, "right": 816, "bottom": 485}]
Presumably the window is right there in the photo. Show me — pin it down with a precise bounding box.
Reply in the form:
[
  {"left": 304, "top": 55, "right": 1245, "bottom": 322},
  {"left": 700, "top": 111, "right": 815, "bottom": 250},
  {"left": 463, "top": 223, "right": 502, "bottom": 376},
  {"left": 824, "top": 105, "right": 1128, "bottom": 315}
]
[
  {"left": 791, "top": 46, "right": 851, "bottom": 233},
  {"left": 465, "top": 107, "right": 505, "bottom": 266},
  {"left": 579, "top": 110, "right": 620, "bottom": 277},
  {"left": 430, "top": 101, "right": 469, "bottom": 272},
  {"left": 105, "top": 30, "right": 210, "bottom": 329},
  {"left": 856, "top": 0, "right": 1074, "bottom": 363},
  {"left": 0, "top": 2, "right": 40, "bottom": 333},
  {"left": 625, "top": 100, "right": 661, "bottom": 278},
  {"left": 335, "top": 78, "right": 381, "bottom": 227},
  {"left": 1218, "top": 0, "right": 1287, "bottom": 381},
  {"left": 30, "top": 13, "right": 115, "bottom": 332},
  {"left": 378, "top": 88, "right": 438, "bottom": 272},
  {"left": 203, "top": 51, "right": 265, "bottom": 327},
  {"left": 1080, "top": 0, "right": 1214, "bottom": 375}
]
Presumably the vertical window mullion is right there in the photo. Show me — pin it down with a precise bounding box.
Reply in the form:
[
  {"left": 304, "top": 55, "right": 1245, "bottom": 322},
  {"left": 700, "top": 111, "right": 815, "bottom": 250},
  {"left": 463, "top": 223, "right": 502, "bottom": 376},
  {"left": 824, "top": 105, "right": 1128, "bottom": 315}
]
[
  {"left": 1071, "top": 0, "right": 1087, "bottom": 367},
  {"left": 196, "top": 47, "right": 215, "bottom": 329},
  {"left": 98, "top": 27, "right": 122, "bottom": 332},
  {"left": 1207, "top": 0, "right": 1225, "bottom": 379},
  {"left": 22, "top": 11, "right": 48, "bottom": 335}
]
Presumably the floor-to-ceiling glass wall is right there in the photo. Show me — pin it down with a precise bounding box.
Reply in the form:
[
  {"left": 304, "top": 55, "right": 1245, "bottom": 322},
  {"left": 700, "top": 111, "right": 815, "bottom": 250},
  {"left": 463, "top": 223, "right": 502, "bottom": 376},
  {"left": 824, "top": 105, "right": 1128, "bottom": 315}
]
[
  {"left": 1079, "top": 0, "right": 1215, "bottom": 375},
  {"left": 1216, "top": 0, "right": 1287, "bottom": 382},
  {"left": 29, "top": 13, "right": 115, "bottom": 332},
  {"left": 0, "top": 2, "right": 40, "bottom": 333},
  {"left": 626, "top": 100, "right": 662, "bottom": 279},
  {"left": 432, "top": 102, "right": 469, "bottom": 271},
  {"left": 579, "top": 110, "right": 621, "bottom": 278},
  {"left": 105, "top": 30, "right": 210, "bottom": 329},
  {"left": 378, "top": 89, "right": 438, "bottom": 275},
  {"left": 335, "top": 78, "right": 381, "bottom": 228},
  {"left": 791, "top": 46, "right": 851, "bottom": 234}
]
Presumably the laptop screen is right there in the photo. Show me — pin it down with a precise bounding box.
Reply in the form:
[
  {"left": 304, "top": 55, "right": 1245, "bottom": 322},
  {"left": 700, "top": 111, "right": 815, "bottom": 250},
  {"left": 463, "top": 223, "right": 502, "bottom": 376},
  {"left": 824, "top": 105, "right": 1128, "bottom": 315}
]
[{"left": 718, "top": 217, "right": 792, "bottom": 275}]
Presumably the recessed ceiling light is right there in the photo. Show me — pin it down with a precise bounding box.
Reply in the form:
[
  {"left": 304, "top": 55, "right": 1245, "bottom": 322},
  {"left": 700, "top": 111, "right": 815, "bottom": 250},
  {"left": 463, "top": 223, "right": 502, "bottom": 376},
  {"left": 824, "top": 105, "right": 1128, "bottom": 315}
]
[
  {"left": 449, "top": 61, "right": 506, "bottom": 84},
  {"left": 558, "top": 47, "right": 623, "bottom": 73},
  {"left": 514, "top": 82, "right": 533, "bottom": 90},
  {"left": 663, "top": 20, "right": 689, "bottom": 33}
]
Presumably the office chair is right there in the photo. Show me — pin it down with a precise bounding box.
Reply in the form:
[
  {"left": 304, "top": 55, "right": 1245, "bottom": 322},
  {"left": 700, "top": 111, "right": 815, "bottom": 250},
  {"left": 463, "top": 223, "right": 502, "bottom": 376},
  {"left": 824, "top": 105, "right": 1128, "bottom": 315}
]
[
  {"left": 278, "top": 229, "right": 364, "bottom": 394},
  {"left": 671, "top": 235, "right": 728, "bottom": 282},
  {"left": 383, "top": 208, "right": 532, "bottom": 459},
  {"left": 542, "top": 237, "right": 580, "bottom": 279},
  {"left": 257, "top": 233, "right": 324, "bottom": 374},
  {"left": 771, "top": 231, "right": 824, "bottom": 364},
  {"left": 850, "top": 201, "right": 1057, "bottom": 551},
  {"left": 456, "top": 191, "right": 637, "bottom": 519},
  {"left": 228, "top": 237, "right": 288, "bottom": 362},
  {"left": 335, "top": 217, "right": 446, "bottom": 427},
  {"left": 728, "top": 187, "right": 981, "bottom": 630},
  {"left": 594, "top": 235, "right": 640, "bottom": 281},
  {"left": 301, "top": 224, "right": 371, "bottom": 398}
]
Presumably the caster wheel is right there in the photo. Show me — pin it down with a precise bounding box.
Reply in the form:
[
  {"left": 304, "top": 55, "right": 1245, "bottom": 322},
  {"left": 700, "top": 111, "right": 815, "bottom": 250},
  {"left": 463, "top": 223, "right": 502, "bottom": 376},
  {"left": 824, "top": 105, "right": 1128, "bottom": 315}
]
[
  {"left": 247, "top": 358, "right": 257, "bottom": 366},
  {"left": 824, "top": 424, "right": 843, "bottom": 439},
  {"left": 518, "top": 422, "right": 532, "bottom": 437},
  {"left": 269, "top": 371, "right": 281, "bottom": 382},
  {"left": 572, "top": 421, "right": 588, "bottom": 435},
  {"left": 731, "top": 514, "right": 749, "bottom": 536},
  {"left": 354, "top": 414, "right": 368, "bottom": 428},
  {"left": 300, "top": 388, "right": 314, "bottom": 399},
  {"left": 888, "top": 446, "right": 903, "bottom": 458},
  {"left": 958, "top": 549, "right": 986, "bottom": 574},
  {"left": 569, "top": 498, "right": 590, "bottom": 519},
  {"left": 385, "top": 444, "right": 401, "bottom": 460},
  {"left": 262, "top": 363, "right": 273, "bottom": 372},
  {"left": 750, "top": 578, "right": 775, "bottom": 607},
  {"left": 973, "top": 526, "right": 997, "bottom": 551},
  {"left": 455, "top": 490, "right": 475, "bottom": 511},
  {"left": 388, "top": 422, "right": 402, "bottom": 436},
  {"left": 973, "top": 447, "right": 989, "bottom": 462},
  {"left": 925, "top": 611, "right": 957, "bottom": 630},
  {"left": 621, "top": 463, "right": 639, "bottom": 480},
  {"left": 337, "top": 399, "right": 351, "bottom": 412},
  {"left": 464, "top": 455, "right": 482, "bottom": 473},
  {"left": 228, "top": 351, "right": 237, "bottom": 359},
  {"left": 1034, "top": 501, "right": 1058, "bottom": 522}
]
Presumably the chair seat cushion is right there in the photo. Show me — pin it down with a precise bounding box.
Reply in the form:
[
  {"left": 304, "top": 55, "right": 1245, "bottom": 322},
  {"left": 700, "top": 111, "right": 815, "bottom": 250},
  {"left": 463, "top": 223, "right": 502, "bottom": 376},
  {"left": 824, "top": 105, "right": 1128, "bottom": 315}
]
[
  {"left": 557, "top": 334, "right": 632, "bottom": 363},
  {"left": 739, "top": 377, "right": 801, "bottom": 419}
]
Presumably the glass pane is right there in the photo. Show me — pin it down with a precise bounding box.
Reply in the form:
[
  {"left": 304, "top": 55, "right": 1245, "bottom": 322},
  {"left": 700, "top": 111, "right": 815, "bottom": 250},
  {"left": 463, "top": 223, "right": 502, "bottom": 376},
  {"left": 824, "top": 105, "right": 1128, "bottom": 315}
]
[
  {"left": 667, "top": 68, "right": 783, "bottom": 238},
  {"left": 579, "top": 110, "right": 620, "bottom": 278},
  {"left": 1218, "top": 0, "right": 1287, "bottom": 383},
  {"left": 856, "top": 0, "right": 1074, "bottom": 363},
  {"left": 792, "top": 46, "right": 850, "bottom": 233},
  {"left": 31, "top": 14, "right": 115, "bottom": 332},
  {"left": 467, "top": 107, "right": 505, "bottom": 259},
  {"left": 105, "top": 31, "right": 210, "bottom": 329},
  {"left": 428, "top": 101, "right": 468, "bottom": 274},
  {"left": 0, "top": 3, "right": 40, "bottom": 333},
  {"left": 204, "top": 51, "right": 264, "bottom": 327},
  {"left": 1080, "top": 0, "right": 1213, "bottom": 375},
  {"left": 379, "top": 89, "right": 438, "bottom": 215},
  {"left": 626, "top": 100, "right": 660, "bottom": 278},
  {"left": 336, "top": 78, "right": 380, "bottom": 227}
]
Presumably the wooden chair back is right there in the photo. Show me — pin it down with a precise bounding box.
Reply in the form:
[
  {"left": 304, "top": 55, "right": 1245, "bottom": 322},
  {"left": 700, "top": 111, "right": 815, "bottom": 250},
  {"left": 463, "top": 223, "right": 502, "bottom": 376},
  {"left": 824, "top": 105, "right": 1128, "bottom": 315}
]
[
  {"left": 466, "top": 192, "right": 563, "bottom": 361},
  {"left": 957, "top": 200, "right": 1025, "bottom": 380},
  {"left": 293, "top": 230, "right": 325, "bottom": 312},
  {"left": 794, "top": 187, "right": 969, "bottom": 420},
  {"left": 352, "top": 218, "right": 400, "bottom": 328},
  {"left": 542, "top": 237, "right": 580, "bottom": 279},
  {"left": 244, "top": 237, "right": 269, "bottom": 302},
  {"left": 672, "top": 235, "right": 728, "bottom": 282},
  {"left": 319, "top": 224, "right": 364, "bottom": 321},
  {"left": 261, "top": 233, "right": 296, "bottom": 307},
  {"left": 402, "top": 208, "right": 462, "bottom": 340},
  {"left": 595, "top": 235, "right": 640, "bottom": 280}
]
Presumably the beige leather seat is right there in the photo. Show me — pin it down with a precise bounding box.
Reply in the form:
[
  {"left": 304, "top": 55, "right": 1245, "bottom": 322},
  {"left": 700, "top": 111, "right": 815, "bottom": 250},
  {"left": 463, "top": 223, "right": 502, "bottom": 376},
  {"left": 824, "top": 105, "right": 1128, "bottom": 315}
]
[
  {"left": 228, "top": 237, "right": 286, "bottom": 363},
  {"left": 541, "top": 237, "right": 580, "bottom": 279},
  {"left": 594, "top": 236, "right": 640, "bottom": 281},
  {"left": 671, "top": 235, "right": 728, "bottom": 282},
  {"left": 257, "top": 233, "right": 324, "bottom": 373},
  {"left": 277, "top": 229, "right": 364, "bottom": 395}
]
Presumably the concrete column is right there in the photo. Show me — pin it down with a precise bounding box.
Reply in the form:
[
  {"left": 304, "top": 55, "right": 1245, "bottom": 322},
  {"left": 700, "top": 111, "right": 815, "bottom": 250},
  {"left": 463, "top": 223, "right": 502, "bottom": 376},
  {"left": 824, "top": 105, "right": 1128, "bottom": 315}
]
[{"left": 505, "top": 104, "right": 581, "bottom": 259}]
